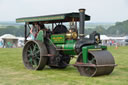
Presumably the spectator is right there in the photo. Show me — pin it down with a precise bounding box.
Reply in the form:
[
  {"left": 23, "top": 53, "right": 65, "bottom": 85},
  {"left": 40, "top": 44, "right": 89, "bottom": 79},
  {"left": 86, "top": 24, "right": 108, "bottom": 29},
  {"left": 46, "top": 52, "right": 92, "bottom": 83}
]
[{"left": 30, "top": 23, "right": 39, "bottom": 40}]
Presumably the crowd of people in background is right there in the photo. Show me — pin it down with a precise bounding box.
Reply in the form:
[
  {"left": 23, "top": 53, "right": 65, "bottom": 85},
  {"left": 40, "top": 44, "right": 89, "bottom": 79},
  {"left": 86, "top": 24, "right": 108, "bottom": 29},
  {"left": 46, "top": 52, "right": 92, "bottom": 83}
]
[{"left": 0, "top": 40, "right": 3, "bottom": 48}]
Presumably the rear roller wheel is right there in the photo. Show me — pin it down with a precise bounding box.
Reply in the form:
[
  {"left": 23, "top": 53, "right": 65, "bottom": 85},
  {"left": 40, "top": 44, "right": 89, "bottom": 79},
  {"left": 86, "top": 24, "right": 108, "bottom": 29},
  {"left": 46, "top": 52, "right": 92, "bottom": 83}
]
[
  {"left": 76, "top": 50, "right": 115, "bottom": 77},
  {"left": 22, "top": 40, "right": 48, "bottom": 70}
]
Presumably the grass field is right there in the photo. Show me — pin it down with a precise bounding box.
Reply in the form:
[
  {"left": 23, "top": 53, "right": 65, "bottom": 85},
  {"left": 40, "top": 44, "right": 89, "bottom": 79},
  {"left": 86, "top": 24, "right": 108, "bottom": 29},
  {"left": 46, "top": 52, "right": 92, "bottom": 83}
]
[{"left": 0, "top": 46, "right": 128, "bottom": 85}]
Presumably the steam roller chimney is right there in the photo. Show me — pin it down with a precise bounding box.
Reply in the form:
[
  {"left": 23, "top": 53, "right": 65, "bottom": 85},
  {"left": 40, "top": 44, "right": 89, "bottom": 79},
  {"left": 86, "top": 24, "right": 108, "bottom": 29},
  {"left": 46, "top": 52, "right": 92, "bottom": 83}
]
[{"left": 79, "top": 9, "right": 85, "bottom": 39}]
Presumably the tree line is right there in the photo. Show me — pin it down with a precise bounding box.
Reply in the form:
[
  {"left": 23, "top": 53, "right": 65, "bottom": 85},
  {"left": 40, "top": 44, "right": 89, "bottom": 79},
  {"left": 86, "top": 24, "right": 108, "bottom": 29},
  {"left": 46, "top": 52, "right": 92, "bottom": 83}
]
[
  {"left": 85, "top": 20, "right": 128, "bottom": 36},
  {"left": 0, "top": 20, "right": 128, "bottom": 37},
  {"left": 0, "top": 25, "right": 25, "bottom": 37}
]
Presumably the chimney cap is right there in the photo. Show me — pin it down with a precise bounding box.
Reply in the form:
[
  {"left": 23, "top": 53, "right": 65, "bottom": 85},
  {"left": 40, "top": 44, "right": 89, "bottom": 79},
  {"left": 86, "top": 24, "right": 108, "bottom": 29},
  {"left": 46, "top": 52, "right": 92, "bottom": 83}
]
[{"left": 79, "top": 9, "right": 86, "bottom": 12}]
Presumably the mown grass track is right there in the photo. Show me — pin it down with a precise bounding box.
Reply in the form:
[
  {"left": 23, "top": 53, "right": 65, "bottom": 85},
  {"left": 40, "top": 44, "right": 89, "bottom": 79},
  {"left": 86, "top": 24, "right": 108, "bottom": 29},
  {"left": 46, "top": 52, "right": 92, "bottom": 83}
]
[{"left": 0, "top": 46, "right": 128, "bottom": 85}]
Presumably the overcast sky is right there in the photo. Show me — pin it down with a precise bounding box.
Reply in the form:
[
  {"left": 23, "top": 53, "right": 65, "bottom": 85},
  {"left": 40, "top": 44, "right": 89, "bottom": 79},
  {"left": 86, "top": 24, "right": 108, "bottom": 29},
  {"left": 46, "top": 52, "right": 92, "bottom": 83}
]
[{"left": 0, "top": 0, "right": 128, "bottom": 22}]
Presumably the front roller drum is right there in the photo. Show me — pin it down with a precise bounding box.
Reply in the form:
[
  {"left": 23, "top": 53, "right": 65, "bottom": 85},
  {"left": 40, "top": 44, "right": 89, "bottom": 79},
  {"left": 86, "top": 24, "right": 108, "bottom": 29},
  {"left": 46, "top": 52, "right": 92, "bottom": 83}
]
[
  {"left": 22, "top": 40, "right": 48, "bottom": 70},
  {"left": 75, "top": 50, "right": 116, "bottom": 77}
]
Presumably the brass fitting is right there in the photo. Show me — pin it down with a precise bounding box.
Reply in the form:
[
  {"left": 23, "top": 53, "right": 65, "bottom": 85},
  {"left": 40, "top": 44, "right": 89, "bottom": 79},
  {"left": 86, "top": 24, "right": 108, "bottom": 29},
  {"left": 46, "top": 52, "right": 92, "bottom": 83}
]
[{"left": 66, "top": 32, "right": 78, "bottom": 39}]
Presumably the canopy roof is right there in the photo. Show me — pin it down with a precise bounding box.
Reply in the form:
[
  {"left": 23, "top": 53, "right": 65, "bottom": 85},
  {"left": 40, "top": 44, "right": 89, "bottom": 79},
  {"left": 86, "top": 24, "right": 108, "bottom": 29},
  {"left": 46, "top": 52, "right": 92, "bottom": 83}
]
[
  {"left": 16, "top": 12, "right": 90, "bottom": 23},
  {"left": 0, "top": 34, "right": 18, "bottom": 39}
]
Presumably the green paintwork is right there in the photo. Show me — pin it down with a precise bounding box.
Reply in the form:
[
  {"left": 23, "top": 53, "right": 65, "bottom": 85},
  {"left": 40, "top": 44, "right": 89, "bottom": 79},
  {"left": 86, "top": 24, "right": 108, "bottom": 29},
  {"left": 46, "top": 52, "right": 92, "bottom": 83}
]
[
  {"left": 82, "top": 47, "right": 88, "bottom": 63},
  {"left": 27, "top": 43, "right": 40, "bottom": 67},
  {"left": 51, "top": 34, "right": 65, "bottom": 43},
  {"left": 29, "top": 58, "right": 33, "bottom": 64},
  {"left": 16, "top": 15, "right": 65, "bottom": 23},
  {"left": 55, "top": 40, "right": 77, "bottom": 55},
  {"left": 63, "top": 43, "right": 76, "bottom": 55},
  {"left": 101, "top": 45, "right": 107, "bottom": 50},
  {"left": 16, "top": 13, "right": 90, "bottom": 23},
  {"left": 82, "top": 45, "right": 107, "bottom": 63},
  {"left": 28, "top": 49, "right": 33, "bottom": 64},
  {"left": 36, "top": 30, "right": 44, "bottom": 42},
  {"left": 65, "top": 39, "right": 76, "bottom": 43}
]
